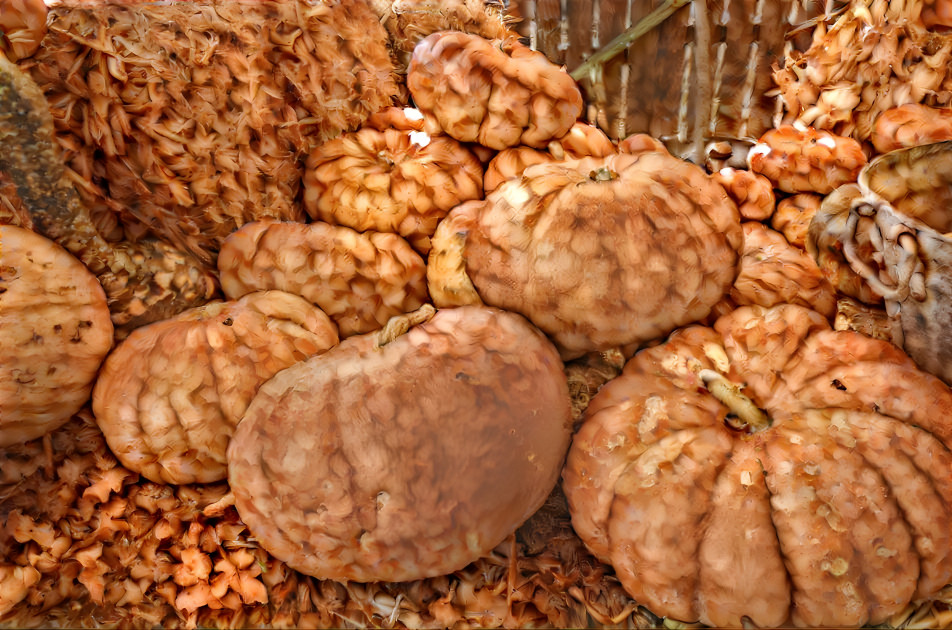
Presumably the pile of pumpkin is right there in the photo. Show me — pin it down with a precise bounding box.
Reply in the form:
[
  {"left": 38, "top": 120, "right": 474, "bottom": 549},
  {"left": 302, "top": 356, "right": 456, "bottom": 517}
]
[{"left": 6, "top": 0, "right": 952, "bottom": 628}]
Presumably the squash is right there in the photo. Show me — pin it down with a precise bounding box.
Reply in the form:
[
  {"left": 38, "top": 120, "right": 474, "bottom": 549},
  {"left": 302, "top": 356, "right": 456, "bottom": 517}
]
[
  {"left": 217, "top": 220, "right": 428, "bottom": 338},
  {"left": 92, "top": 291, "right": 338, "bottom": 484},
  {"left": 427, "top": 151, "right": 742, "bottom": 358},
  {"left": 563, "top": 303, "right": 952, "bottom": 627},
  {"left": 406, "top": 31, "right": 582, "bottom": 150},
  {"left": 228, "top": 305, "right": 572, "bottom": 582},
  {"left": 0, "top": 225, "right": 113, "bottom": 445}
]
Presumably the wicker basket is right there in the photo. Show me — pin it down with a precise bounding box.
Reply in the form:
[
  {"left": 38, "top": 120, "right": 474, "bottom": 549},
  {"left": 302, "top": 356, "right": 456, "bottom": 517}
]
[{"left": 509, "top": 0, "right": 837, "bottom": 163}]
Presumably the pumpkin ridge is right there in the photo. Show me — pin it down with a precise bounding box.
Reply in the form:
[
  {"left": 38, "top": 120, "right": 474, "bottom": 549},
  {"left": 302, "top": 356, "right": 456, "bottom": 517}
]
[
  {"left": 765, "top": 422, "right": 918, "bottom": 626},
  {"left": 762, "top": 426, "right": 867, "bottom": 626},
  {"left": 607, "top": 426, "right": 734, "bottom": 623},
  {"left": 695, "top": 437, "right": 792, "bottom": 627},
  {"left": 837, "top": 411, "right": 952, "bottom": 598},
  {"left": 810, "top": 422, "right": 919, "bottom": 625}
]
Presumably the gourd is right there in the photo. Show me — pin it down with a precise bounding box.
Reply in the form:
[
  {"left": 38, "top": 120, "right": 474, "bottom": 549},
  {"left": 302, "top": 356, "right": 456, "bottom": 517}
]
[{"left": 564, "top": 303, "right": 952, "bottom": 627}]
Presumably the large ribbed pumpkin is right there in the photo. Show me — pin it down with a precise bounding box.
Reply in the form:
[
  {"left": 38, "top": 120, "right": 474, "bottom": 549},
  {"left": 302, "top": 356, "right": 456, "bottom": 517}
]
[{"left": 564, "top": 303, "right": 952, "bottom": 628}]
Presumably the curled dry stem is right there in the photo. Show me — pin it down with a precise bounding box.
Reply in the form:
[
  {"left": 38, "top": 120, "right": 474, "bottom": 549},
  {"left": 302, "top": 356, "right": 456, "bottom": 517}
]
[
  {"left": 375, "top": 303, "right": 437, "bottom": 347},
  {"left": 842, "top": 201, "right": 925, "bottom": 303},
  {"left": 697, "top": 369, "right": 770, "bottom": 432}
]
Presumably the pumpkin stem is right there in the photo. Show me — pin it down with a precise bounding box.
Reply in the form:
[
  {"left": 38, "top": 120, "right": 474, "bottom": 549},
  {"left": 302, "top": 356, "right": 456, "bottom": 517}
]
[
  {"left": 589, "top": 167, "right": 618, "bottom": 182},
  {"left": 376, "top": 304, "right": 436, "bottom": 347},
  {"left": 698, "top": 369, "right": 770, "bottom": 432}
]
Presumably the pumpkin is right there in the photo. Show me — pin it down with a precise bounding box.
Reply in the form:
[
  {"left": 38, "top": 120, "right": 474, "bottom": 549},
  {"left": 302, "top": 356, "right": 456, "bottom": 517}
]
[
  {"left": 727, "top": 222, "right": 837, "bottom": 319},
  {"left": 871, "top": 103, "right": 952, "bottom": 153},
  {"left": 483, "top": 121, "right": 615, "bottom": 192},
  {"left": 563, "top": 303, "right": 952, "bottom": 627},
  {"left": 747, "top": 125, "right": 867, "bottom": 194},
  {"left": 217, "top": 220, "right": 428, "bottom": 337},
  {"left": 92, "top": 291, "right": 339, "bottom": 484},
  {"left": 0, "top": 224, "right": 113, "bottom": 446},
  {"left": 227, "top": 305, "right": 572, "bottom": 582},
  {"left": 711, "top": 167, "right": 776, "bottom": 221},
  {"left": 406, "top": 31, "right": 583, "bottom": 150},
  {"left": 302, "top": 113, "right": 483, "bottom": 253},
  {"left": 772, "top": 192, "right": 822, "bottom": 250},
  {"left": 427, "top": 151, "right": 743, "bottom": 358}
]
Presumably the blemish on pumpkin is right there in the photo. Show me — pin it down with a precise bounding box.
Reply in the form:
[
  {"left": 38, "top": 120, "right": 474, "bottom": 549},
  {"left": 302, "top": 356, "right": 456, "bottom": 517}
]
[{"left": 822, "top": 557, "right": 849, "bottom": 577}]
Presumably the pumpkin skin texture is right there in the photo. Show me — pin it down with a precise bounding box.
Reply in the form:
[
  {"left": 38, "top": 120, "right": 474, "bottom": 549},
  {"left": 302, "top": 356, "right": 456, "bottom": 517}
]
[
  {"left": 92, "top": 291, "right": 339, "bottom": 485},
  {"left": 217, "top": 220, "right": 428, "bottom": 338},
  {"left": 728, "top": 221, "right": 837, "bottom": 319},
  {"left": 563, "top": 303, "right": 952, "bottom": 628},
  {"left": 227, "top": 305, "right": 573, "bottom": 583},
  {"left": 0, "top": 224, "right": 113, "bottom": 446},
  {"left": 428, "top": 152, "right": 743, "bottom": 358}
]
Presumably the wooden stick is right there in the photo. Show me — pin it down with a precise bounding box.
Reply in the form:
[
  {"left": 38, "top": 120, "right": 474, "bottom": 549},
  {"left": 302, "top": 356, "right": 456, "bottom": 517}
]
[{"left": 570, "top": 0, "right": 692, "bottom": 82}]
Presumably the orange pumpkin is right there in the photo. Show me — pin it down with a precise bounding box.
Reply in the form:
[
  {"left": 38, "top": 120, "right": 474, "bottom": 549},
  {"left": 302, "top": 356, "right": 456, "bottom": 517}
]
[{"left": 564, "top": 303, "right": 952, "bottom": 628}]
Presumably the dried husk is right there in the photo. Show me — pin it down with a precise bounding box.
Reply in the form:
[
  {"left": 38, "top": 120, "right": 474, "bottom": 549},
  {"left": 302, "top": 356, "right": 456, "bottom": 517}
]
[
  {"left": 807, "top": 183, "right": 886, "bottom": 304},
  {"left": 0, "top": 52, "right": 217, "bottom": 336},
  {"left": 0, "top": 174, "right": 31, "bottom": 229},
  {"left": 13, "top": 0, "right": 400, "bottom": 266},
  {"left": 775, "top": 0, "right": 952, "bottom": 143},
  {"left": 0, "top": 0, "right": 46, "bottom": 61}
]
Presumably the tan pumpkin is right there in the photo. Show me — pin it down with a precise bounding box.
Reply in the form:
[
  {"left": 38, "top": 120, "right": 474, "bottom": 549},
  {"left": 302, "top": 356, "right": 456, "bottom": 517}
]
[
  {"left": 92, "top": 291, "right": 339, "bottom": 484},
  {"left": 406, "top": 31, "right": 583, "bottom": 150},
  {"left": 0, "top": 225, "right": 113, "bottom": 446},
  {"left": 427, "top": 152, "right": 742, "bottom": 358},
  {"left": 303, "top": 115, "right": 483, "bottom": 253},
  {"left": 483, "top": 122, "right": 616, "bottom": 192},
  {"left": 564, "top": 303, "right": 952, "bottom": 627},
  {"left": 228, "top": 305, "right": 572, "bottom": 582},
  {"left": 217, "top": 220, "right": 428, "bottom": 338},
  {"left": 727, "top": 222, "right": 837, "bottom": 319}
]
